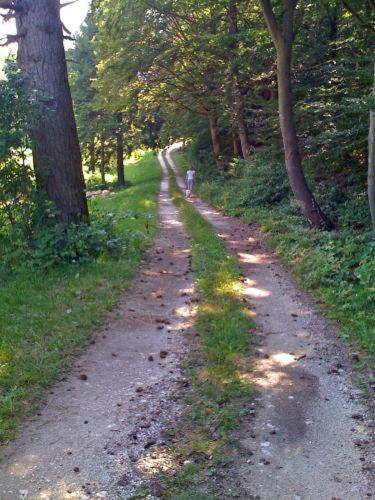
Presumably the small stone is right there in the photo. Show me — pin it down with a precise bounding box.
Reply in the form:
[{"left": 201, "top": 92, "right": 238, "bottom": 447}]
[
  {"left": 327, "top": 367, "right": 338, "bottom": 375},
  {"left": 351, "top": 413, "right": 364, "bottom": 421},
  {"left": 73, "top": 467, "right": 80, "bottom": 473},
  {"left": 148, "top": 355, "right": 154, "bottom": 361},
  {"left": 79, "top": 374, "right": 88, "bottom": 381},
  {"left": 159, "top": 350, "right": 169, "bottom": 359},
  {"left": 144, "top": 439, "right": 157, "bottom": 449}
]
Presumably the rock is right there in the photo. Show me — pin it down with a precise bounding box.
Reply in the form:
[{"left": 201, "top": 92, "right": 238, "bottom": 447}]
[
  {"left": 148, "top": 355, "right": 154, "bottom": 362},
  {"left": 260, "top": 458, "right": 270, "bottom": 465},
  {"left": 79, "top": 374, "right": 88, "bottom": 381},
  {"left": 136, "top": 386, "right": 143, "bottom": 393},
  {"left": 144, "top": 439, "right": 157, "bottom": 449},
  {"left": 351, "top": 413, "right": 364, "bottom": 421},
  {"left": 150, "top": 482, "right": 165, "bottom": 498},
  {"left": 117, "top": 474, "right": 130, "bottom": 487},
  {"left": 73, "top": 467, "right": 80, "bottom": 473},
  {"left": 159, "top": 350, "right": 169, "bottom": 359},
  {"left": 351, "top": 352, "right": 360, "bottom": 362},
  {"left": 327, "top": 367, "right": 339, "bottom": 374}
]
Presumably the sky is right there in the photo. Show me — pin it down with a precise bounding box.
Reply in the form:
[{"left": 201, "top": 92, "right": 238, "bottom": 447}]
[{"left": 0, "top": 0, "right": 91, "bottom": 70}]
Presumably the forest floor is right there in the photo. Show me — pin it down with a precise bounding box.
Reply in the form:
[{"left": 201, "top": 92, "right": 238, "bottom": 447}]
[{"left": 0, "top": 150, "right": 373, "bottom": 499}]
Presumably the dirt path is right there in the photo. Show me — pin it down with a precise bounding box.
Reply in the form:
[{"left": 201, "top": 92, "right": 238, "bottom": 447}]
[
  {"left": 165, "top": 146, "right": 374, "bottom": 500},
  {"left": 0, "top": 157, "right": 195, "bottom": 499}
]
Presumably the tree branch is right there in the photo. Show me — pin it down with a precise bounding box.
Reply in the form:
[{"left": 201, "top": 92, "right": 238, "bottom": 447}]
[
  {"left": 260, "top": 0, "right": 282, "bottom": 48},
  {"left": 0, "top": 33, "right": 24, "bottom": 45},
  {"left": 343, "top": 1, "right": 375, "bottom": 32},
  {"left": 60, "top": 1, "right": 78, "bottom": 8},
  {"left": 0, "top": 1, "right": 15, "bottom": 9}
]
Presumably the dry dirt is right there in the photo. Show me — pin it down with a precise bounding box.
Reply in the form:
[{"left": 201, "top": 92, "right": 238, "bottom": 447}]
[
  {"left": 165, "top": 145, "right": 374, "bottom": 500},
  {"left": 0, "top": 157, "right": 196, "bottom": 499}
]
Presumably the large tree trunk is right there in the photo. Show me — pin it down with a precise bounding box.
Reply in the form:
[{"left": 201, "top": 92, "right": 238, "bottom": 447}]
[
  {"left": 15, "top": 0, "right": 89, "bottom": 225},
  {"left": 369, "top": 64, "right": 375, "bottom": 231},
  {"left": 208, "top": 115, "right": 223, "bottom": 170},
  {"left": 261, "top": 0, "right": 333, "bottom": 229},
  {"left": 116, "top": 114, "right": 125, "bottom": 186}
]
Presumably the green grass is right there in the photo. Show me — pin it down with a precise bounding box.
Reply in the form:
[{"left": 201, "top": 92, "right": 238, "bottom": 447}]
[
  {"left": 0, "top": 152, "right": 161, "bottom": 441},
  {"left": 160, "top": 169, "right": 255, "bottom": 498},
  {"left": 172, "top": 150, "right": 375, "bottom": 366}
]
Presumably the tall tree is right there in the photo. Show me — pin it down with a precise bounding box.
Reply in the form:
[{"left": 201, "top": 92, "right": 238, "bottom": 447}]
[
  {"left": 1, "top": 0, "right": 89, "bottom": 224},
  {"left": 116, "top": 113, "right": 125, "bottom": 186},
  {"left": 260, "top": 0, "right": 333, "bottom": 229}
]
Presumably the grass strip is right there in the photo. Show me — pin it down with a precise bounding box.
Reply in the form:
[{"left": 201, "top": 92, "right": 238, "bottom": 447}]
[
  {"left": 158, "top": 168, "right": 255, "bottom": 499},
  {"left": 0, "top": 152, "right": 161, "bottom": 441}
]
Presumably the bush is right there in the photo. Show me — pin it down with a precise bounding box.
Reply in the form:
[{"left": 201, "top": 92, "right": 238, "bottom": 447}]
[{"left": 197, "top": 153, "right": 291, "bottom": 216}]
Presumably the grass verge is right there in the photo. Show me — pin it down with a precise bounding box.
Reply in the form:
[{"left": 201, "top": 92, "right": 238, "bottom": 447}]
[
  {"left": 0, "top": 152, "right": 161, "bottom": 441},
  {"left": 172, "top": 150, "right": 374, "bottom": 369},
  {"left": 157, "top": 168, "right": 255, "bottom": 498}
]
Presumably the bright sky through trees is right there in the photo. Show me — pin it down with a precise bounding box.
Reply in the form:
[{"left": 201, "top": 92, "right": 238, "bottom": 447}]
[{"left": 0, "top": 0, "right": 90, "bottom": 68}]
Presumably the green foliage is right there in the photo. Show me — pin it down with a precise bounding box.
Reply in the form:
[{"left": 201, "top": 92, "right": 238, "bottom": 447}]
[
  {"left": 0, "top": 152, "right": 161, "bottom": 441},
  {"left": 0, "top": 60, "right": 38, "bottom": 245}
]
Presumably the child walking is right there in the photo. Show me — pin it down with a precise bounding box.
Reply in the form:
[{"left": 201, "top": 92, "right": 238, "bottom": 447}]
[{"left": 185, "top": 165, "right": 196, "bottom": 197}]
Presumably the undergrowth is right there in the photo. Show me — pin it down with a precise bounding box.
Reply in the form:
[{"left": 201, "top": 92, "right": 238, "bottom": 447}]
[
  {"left": 158, "top": 168, "right": 255, "bottom": 498},
  {"left": 0, "top": 152, "right": 161, "bottom": 441}
]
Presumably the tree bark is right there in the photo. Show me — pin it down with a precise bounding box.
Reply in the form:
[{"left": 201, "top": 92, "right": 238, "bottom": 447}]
[
  {"left": 116, "top": 113, "right": 125, "bottom": 186},
  {"left": 89, "top": 141, "right": 96, "bottom": 173},
  {"left": 260, "top": 0, "right": 333, "bottom": 229},
  {"left": 233, "top": 78, "right": 250, "bottom": 159},
  {"left": 14, "top": 0, "right": 89, "bottom": 225},
  {"left": 232, "top": 129, "right": 240, "bottom": 157},
  {"left": 100, "top": 135, "right": 106, "bottom": 189},
  {"left": 208, "top": 114, "right": 223, "bottom": 170},
  {"left": 228, "top": 3, "right": 250, "bottom": 159},
  {"left": 369, "top": 64, "right": 375, "bottom": 231}
]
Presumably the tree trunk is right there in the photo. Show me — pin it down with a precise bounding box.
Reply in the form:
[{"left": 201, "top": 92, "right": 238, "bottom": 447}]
[
  {"left": 232, "top": 129, "right": 240, "bottom": 157},
  {"left": 369, "top": 64, "right": 375, "bottom": 231},
  {"left": 261, "top": 0, "right": 333, "bottom": 229},
  {"left": 116, "top": 114, "right": 125, "bottom": 186},
  {"left": 89, "top": 141, "right": 96, "bottom": 172},
  {"left": 233, "top": 78, "right": 250, "bottom": 159},
  {"left": 100, "top": 136, "right": 106, "bottom": 188},
  {"left": 208, "top": 115, "right": 223, "bottom": 170},
  {"left": 228, "top": 3, "right": 250, "bottom": 160},
  {"left": 15, "top": 0, "right": 89, "bottom": 225}
]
